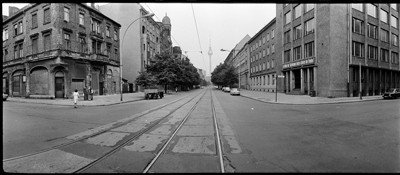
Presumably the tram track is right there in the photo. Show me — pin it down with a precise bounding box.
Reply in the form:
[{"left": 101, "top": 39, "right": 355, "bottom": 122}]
[
  {"left": 3, "top": 88, "right": 227, "bottom": 173},
  {"left": 2, "top": 90, "right": 201, "bottom": 163}
]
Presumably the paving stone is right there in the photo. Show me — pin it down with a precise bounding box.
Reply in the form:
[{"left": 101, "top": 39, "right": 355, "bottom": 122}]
[
  {"left": 171, "top": 136, "right": 215, "bottom": 154},
  {"left": 111, "top": 123, "right": 147, "bottom": 133},
  {"left": 85, "top": 132, "right": 130, "bottom": 147},
  {"left": 177, "top": 125, "right": 214, "bottom": 136},
  {"left": 124, "top": 134, "right": 169, "bottom": 152}
]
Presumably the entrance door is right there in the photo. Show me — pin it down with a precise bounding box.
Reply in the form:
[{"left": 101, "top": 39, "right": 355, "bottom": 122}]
[
  {"left": 99, "top": 82, "right": 104, "bottom": 95},
  {"left": 55, "top": 77, "right": 64, "bottom": 98},
  {"left": 294, "top": 70, "right": 301, "bottom": 89}
]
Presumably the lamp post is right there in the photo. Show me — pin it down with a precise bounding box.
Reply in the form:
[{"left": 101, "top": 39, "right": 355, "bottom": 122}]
[
  {"left": 220, "top": 48, "right": 240, "bottom": 90},
  {"left": 120, "top": 13, "right": 154, "bottom": 101}
]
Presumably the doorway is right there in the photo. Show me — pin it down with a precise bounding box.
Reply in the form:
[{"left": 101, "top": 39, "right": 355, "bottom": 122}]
[{"left": 55, "top": 72, "right": 64, "bottom": 98}]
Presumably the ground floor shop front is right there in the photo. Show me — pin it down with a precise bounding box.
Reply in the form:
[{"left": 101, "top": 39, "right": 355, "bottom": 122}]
[{"left": 3, "top": 57, "right": 120, "bottom": 99}]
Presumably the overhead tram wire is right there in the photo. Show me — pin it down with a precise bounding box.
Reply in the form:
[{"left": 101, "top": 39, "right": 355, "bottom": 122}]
[
  {"left": 191, "top": 3, "right": 207, "bottom": 71},
  {"left": 144, "top": 3, "right": 181, "bottom": 48}
]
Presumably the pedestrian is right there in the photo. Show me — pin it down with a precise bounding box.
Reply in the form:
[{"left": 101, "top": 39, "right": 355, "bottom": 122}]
[
  {"left": 175, "top": 87, "right": 178, "bottom": 93},
  {"left": 72, "top": 89, "right": 79, "bottom": 108}
]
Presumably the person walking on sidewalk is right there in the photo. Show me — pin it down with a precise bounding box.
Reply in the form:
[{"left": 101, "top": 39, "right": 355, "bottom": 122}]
[
  {"left": 175, "top": 87, "right": 178, "bottom": 93},
  {"left": 72, "top": 89, "right": 79, "bottom": 108}
]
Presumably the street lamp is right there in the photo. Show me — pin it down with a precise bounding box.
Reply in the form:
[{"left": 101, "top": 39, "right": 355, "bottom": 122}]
[
  {"left": 120, "top": 13, "right": 154, "bottom": 101},
  {"left": 220, "top": 48, "right": 240, "bottom": 90}
]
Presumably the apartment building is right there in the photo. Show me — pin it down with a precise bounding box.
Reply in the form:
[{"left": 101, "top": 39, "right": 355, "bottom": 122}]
[
  {"left": 99, "top": 3, "right": 172, "bottom": 92},
  {"left": 249, "top": 18, "right": 277, "bottom": 92},
  {"left": 275, "top": 3, "right": 400, "bottom": 97},
  {"left": 236, "top": 43, "right": 250, "bottom": 89},
  {"left": 2, "top": 3, "right": 121, "bottom": 98}
]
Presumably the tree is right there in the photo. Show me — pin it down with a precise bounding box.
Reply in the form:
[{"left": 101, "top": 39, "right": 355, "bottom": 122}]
[
  {"left": 211, "top": 62, "right": 238, "bottom": 87},
  {"left": 135, "top": 71, "right": 157, "bottom": 88}
]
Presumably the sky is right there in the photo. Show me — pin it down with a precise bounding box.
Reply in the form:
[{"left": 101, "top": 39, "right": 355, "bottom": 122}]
[{"left": 2, "top": 3, "right": 276, "bottom": 76}]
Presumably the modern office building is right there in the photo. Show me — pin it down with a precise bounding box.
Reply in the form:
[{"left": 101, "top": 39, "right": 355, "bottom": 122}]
[
  {"left": 276, "top": 3, "right": 399, "bottom": 97},
  {"left": 2, "top": 3, "right": 121, "bottom": 98},
  {"left": 248, "top": 18, "right": 277, "bottom": 92},
  {"left": 99, "top": 3, "right": 172, "bottom": 92}
]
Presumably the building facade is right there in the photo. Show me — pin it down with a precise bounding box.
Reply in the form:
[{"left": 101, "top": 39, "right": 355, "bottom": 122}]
[
  {"left": 99, "top": 3, "right": 172, "bottom": 92},
  {"left": 236, "top": 43, "right": 250, "bottom": 89},
  {"left": 3, "top": 3, "right": 121, "bottom": 98},
  {"left": 248, "top": 18, "right": 277, "bottom": 92}
]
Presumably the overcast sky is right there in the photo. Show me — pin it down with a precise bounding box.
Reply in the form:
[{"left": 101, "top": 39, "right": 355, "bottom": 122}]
[{"left": 3, "top": 3, "right": 276, "bottom": 76}]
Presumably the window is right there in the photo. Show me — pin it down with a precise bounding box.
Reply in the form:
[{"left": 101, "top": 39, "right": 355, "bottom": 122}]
[
  {"left": 381, "top": 29, "right": 389, "bottom": 42},
  {"left": 43, "top": 32, "right": 51, "bottom": 52},
  {"left": 352, "top": 4, "right": 363, "bottom": 12},
  {"left": 393, "top": 33, "right": 399, "bottom": 46},
  {"left": 14, "top": 42, "right": 23, "bottom": 59},
  {"left": 304, "top": 42, "right": 314, "bottom": 58},
  {"left": 305, "top": 4, "right": 314, "bottom": 13},
  {"left": 391, "top": 15, "right": 398, "bottom": 28},
  {"left": 367, "top": 45, "right": 378, "bottom": 60},
  {"left": 284, "top": 30, "right": 291, "bottom": 44},
  {"left": 64, "top": 33, "right": 71, "bottom": 50},
  {"left": 262, "top": 49, "right": 265, "bottom": 57},
  {"left": 32, "top": 13, "right": 38, "bottom": 28},
  {"left": 294, "top": 5, "right": 302, "bottom": 19},
  {"left": 352, "top": 18, "right": 364, "bottom": 35},
  {"left": 267, "top": 47, "right": 270, "bottom": 55},
  {"left": 352, "top": 41, "right": 364, "bottom": 57},
  {"left": 78, "top": 35, "right": 86, "bottom": 53},
  {"left": 271, "top": 29, "right": 274, "bottom": 38},
  {"left": 262, "top": 36, "right": 265, "bottom": 44},
  {"left": 31, "top": 36, "right": 38, "bottom": 54},
  {"left": 293, "top": 25, "right": 302, "bottom": 40},
  {"left": 367, "top": 23, "right": 378, "bottom": 39},
  {"left": 304, "top": 18, "right": 315, "bottom": 35},
  {"left": 91, "top": 19, "right": 101, "bottom": 34},
  {"left": 18, "top": 21, "right": 23, "bottom": 34},
  {"left": 285, "top": 11, "right": 291, "bottom": 25},
  {"left": 367, "top": 4, "right": 377, "bottom": 18},
  {"left": 380, "top": 9, "right": 388, "bottom": 23},
  {"left": 392, "top": 52, "right": 399, "bottom": 64},
  {"left": 64, "top": 7, "right": 70, "bottom": 22},
  {"left": 106, "top": 43, "right": 111, "bottom": 57},
  {"left": 267, "top": 61, "right": 270, "bottom": 69},
  {"left": 380, "top": 49, "right": 389, "bottom": 62},
  {"left": 293, "top": 46, "right": 301, "bottom": 61},
  {"left": 391, "top": 4, "right": 397, "bottom": 11},
  {"left": 267, "top": 33, "right": 270, "bottom": 41},
  {"left": 44, "top": 8, "right": 51, "bottom": 24},
  {"left": 106, "top": 26, "right": 110, "bottom": 37},
  {"left": 284, "top": 49, "right": 291, "bottom": 63},
  {"left": 14, "top": 24, "right": 18, "bottom": 36},
  {"left": 114, "top": 48, "right": 118, "bottom": 59},
  {"left": 79, "top": 13, "right": 84, "bottom": 25},
  {"left": 271, "top": 44, "right": 275, "bottom": 53},
  {"left": 3, "top": 29, "right": 8, "bottom": 41}
]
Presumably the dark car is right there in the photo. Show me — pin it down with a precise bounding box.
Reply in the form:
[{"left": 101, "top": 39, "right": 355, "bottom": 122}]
[{"left": 382, "top": 88, "right": 400, "bottom": 99}]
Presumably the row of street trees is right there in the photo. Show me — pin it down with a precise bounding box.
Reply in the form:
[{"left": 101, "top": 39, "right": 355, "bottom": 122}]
[
  {"left": 211, "top": 62, "right": 238, "bottom": 87},
  {"left": 135, "top": 53, "right": 202, "bottom": 92}
]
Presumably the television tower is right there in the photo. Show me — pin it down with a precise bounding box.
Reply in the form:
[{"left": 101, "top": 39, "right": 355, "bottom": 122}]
[{"left": 207, "top": 36, "right": 213, "bottom": 76}]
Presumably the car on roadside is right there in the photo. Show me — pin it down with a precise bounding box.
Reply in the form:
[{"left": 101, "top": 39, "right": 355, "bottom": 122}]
[
  {"left": 3, "top": 93, "right": 8, "bottom": 101},
  {"left": 222, "top": 87, "right": 227, "bottom": 92},
  {"left": 230, "top": 88, "right": 240, "bottom": 96},
  {"left": 224, "top": 87, "right": 231, "bottom": 92},
  {"left": 382, "top": 88, "right": 400, "bottom": 99}
]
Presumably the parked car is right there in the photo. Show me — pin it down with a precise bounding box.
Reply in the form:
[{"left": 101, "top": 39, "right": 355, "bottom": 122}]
[
  {"left": 382, "top": 88, "right": 400, "bottom": 99},
  {"left": 223, "top": 87, "right": 230, "bottom": 92},
  {"left": 222, "top": 87, "right": 227, "bottom": 91},
  {"left": 230, "top": 88, "right": 240, "bottom": 96},
  {"left": 3, "top": 93, "right": 8, "bottom": 101}
]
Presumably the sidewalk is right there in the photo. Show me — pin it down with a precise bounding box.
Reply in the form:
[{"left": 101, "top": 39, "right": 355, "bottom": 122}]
[
  {"left": 5, "top": 92, "right": 147, "bottom": 106},
  {"left": 238, "top": 89, "right": 383, "bottom": 105}
]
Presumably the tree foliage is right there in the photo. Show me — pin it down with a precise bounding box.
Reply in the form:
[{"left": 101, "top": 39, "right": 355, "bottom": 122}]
[
  {"left": 135, "top": 53, "right": 201, "bottom": 90},
  {"left": 211, "top": 62, "right": 238, "bottom": 87}
]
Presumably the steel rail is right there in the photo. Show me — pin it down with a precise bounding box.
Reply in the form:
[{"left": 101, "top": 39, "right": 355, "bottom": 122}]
[
  {"left": 142, "top": 90, "right": 208, "bottom": 173},
  {"left": 211, "top": 90, "right": 225, "bottom": 173},
  {"left": 3, "top": 91, "right": 199, "bottom": 162},
  {"left": 74, "top": 90, "right": 207, "bottom": 173}
]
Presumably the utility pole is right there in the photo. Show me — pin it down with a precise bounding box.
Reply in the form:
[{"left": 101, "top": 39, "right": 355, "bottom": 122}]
[{"left": 359, "top": 62, "right": 362, "bottom": 100}]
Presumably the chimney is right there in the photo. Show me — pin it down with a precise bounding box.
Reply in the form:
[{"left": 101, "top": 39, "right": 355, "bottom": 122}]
[{"left": 9, "top": 6, "right": 20, "bottom": 17}]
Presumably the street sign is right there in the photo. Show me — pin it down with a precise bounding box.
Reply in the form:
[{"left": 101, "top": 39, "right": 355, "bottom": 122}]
[{"left": 278, "top": 75, "right": 285, "bottom": 78}]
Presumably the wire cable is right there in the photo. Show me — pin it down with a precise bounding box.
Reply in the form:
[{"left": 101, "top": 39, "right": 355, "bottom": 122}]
[{"left": 191, "top": 4, "right": 207, "bottom": 70}]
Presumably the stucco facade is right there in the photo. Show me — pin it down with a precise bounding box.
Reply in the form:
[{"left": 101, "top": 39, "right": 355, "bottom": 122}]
[{"left": 3, "top": 3, "right": 121, "bottom": 98}]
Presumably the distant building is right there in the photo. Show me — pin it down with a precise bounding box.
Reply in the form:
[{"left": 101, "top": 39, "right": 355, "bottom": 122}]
[
  {"left": 248, "top": 19, "right": 276, "bottom": 92},
  {"left": 99, "top": 3, "right": 172, "bottom": 92},
  {"left": 2, "top": 3, "right": 121, "bottom": 98}
]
